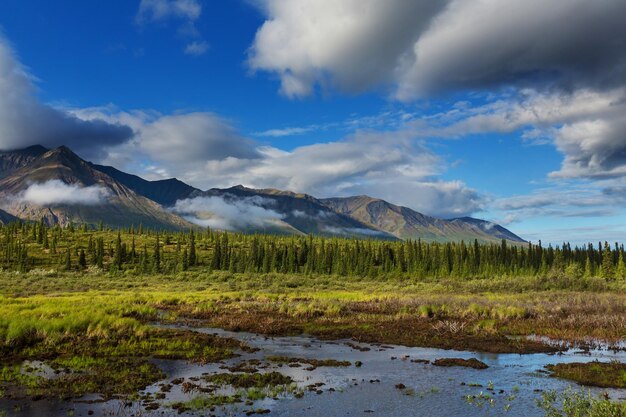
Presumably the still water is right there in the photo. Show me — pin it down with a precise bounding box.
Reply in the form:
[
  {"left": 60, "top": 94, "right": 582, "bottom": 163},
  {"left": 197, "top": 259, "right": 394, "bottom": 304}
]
[{"left": 4, "top": 325, "right": 626, "bottom": 417}]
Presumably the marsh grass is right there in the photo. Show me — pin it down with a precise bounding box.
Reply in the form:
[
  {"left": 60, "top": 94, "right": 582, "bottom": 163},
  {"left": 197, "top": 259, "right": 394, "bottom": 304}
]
[
  {"left": 546, "top": 361, "right": 626, "bottom": 388},
  {"left": 1, "top": 266, "right": 626, "bottom": 406},
  {"left": 537, "top": 388, "right": 626, "bottom": 417}
]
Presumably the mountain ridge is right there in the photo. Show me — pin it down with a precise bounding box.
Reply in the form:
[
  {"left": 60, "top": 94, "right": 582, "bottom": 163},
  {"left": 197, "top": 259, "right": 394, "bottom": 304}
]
[{"left": 0, "top": 145, "right": 525, "bottom": 243}]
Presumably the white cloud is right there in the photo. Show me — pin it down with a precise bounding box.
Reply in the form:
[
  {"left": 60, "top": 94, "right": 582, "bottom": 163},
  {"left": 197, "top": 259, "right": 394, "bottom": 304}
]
[
  {"left": 249, "top": 0, "right": 626, "bottom": 99},
  {"left": 184, "top": 41, "right": 209, "bottom": 56},
  {"left": 75, "top": 106, "right": 485, "bottom": 218},
  {"left": 0, "top": 35, "right": 132, "bottom": 158},
  {"left": 172, "top": 195, "right": 283, "bottom": 230},
  {"left": 397, "top": 0, "right": 626, "bottom": 99},
  {"left": 16, "top": 180, "right": 109, "bottom": 206},
  {"left": 248, "top": 0, "right": 626, "bottom": 186},
  {"left": 248, "top": 0, "right": 444, "bottom": 97}
]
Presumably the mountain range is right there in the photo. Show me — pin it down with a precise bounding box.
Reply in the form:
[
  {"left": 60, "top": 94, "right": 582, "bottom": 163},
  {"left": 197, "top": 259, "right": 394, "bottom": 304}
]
[{"left": 0, "top": 145, "right": 525, "bottom": 243}]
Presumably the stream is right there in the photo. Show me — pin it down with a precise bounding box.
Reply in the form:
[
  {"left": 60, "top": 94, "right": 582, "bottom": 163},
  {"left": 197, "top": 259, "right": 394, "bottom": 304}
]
[{"left": 3, "top": 325, "right": 626, "bottom": 417}]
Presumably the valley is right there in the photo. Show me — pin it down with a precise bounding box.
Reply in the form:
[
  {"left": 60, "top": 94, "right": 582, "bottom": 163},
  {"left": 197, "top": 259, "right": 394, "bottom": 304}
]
[{"left": 0, "top": 224, "right": 625, "bottom": 416}]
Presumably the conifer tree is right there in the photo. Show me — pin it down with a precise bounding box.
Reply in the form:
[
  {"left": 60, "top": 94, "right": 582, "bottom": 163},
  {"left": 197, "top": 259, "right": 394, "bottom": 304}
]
[
  {"left": 78, "top": 249, "right": 87, "bottom": 269},
  {"left": 189, "top": 231, "right": 197, "bottom": 266},
  {"left": 153, "top": 234, "right": 161, "bottom": 273},
  {"left": 601, "top": 241, "right": 614, "bottom": 279},
  {"left": 113, "top": 232, "right": 123, "bottom": 270},
  {"left": 64, "top": 249, "right": 72, "bottom": 271}
]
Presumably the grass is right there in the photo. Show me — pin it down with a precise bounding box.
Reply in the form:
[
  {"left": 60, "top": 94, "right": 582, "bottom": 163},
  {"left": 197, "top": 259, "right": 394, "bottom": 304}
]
[
  {"left": 537, "top": 388, "right": 626, "bottom": 416},
  {"left": 546, "top": 361, "right": 626, "bottom": 388},
  {"left": 203, "top": 372, "right": 294, "bottom": 389},
  {"left": 0, "top": 287, "right": 248, "bottom": 401},
  {"left": 267, "top": 356, "right": 352, "bottom": 368},
  {"left": 1, "top": 267, "right": 626, "bottom": 408},
  {"left": 432, "top": 358, "right": 489, "bottom": 369}
]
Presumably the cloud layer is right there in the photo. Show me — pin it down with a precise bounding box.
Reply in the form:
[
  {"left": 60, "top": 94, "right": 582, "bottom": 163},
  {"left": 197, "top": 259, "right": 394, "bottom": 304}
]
[
  {"left": 0, "top": 35, "right": 133, "bottom": 158},
  {"left": 17, "top": 180, "right": 109, "bottom": 206},
  {"left": 249, "top": 0, "right": 626, "bottom": 99},
  {"left": 172, "top": 195, "right": 283, "bottom": 230}
]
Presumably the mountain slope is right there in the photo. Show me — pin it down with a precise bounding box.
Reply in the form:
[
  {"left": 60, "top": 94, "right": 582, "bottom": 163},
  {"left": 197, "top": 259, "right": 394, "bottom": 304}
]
[
  {"left": 0, "top": 208, "right": 18, "bottom": 224},
  {"left": 321, "top": 196, "right": 525, "bottom": 243},
  {"left": 205, "top": 185, "right": 397, "bottom": 239},
  {"left": 0, "top": 145, "right": 49, "bottom": 179},
  {"left": 0, "top": 146, "right": 193, "bottom": 229},
  {"left": 91, "top": 163, "right": 199, "bottom": 206},
  {"left": 0, "top": 145, "right": 525, "bottom": 242}
]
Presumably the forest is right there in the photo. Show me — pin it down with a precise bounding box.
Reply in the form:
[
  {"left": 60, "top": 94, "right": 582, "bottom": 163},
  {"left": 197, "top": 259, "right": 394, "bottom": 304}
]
[{"left": 2, "top": 220, "right": 625, "bottom": 280}]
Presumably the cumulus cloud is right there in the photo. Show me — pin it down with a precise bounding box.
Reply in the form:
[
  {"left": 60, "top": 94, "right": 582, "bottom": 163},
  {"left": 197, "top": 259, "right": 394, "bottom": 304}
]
[
  {"left": 405, "top": 87, "right": 626, "bottom": 181},
  {"left": 249, "top": 0, "right": 626, "bottom": 99},
  {"left": 551, "top": 115, "right": 626, "bottom": 179},
  {"left": 172, "top": 195, "right": 284, "bottom": 231},
  {"left": 248, "top": 0, "right": 445, "bottom": 97},
  {"left": 137, "top": 112, "right": 260, "bottom": 164},
  {"left": 204, "top": 131, "right": 440, "bottom": 193},
  {"left": 82, "top": 107, "right": 485, "bottom": 218},
  {"left": 247, "top": 0, "right": 626, "bottom": 186},
  {"left": 72, "top": 108, "right": 261, "bottom": 182},
  {"left": 0, "top": 35, "right": 133, "bottom": 158},
  {"left": 397, "top": 0, "right": 626, "bottom": 99},
  {"left": 16, "top": 180, "right": 109, "bottom": 206}
]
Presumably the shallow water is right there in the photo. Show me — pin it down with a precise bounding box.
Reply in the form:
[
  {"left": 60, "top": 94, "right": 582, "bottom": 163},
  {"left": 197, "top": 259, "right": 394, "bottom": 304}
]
[{"left": 3, "top": 326, "right": 626, "bottom": 417}]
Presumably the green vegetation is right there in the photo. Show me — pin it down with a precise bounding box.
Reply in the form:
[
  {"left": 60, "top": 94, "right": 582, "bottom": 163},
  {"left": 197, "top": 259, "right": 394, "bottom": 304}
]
[
  {"left": 1, "top": 358, "right": 164, "bottom": 400},
  {"left": 2, "top": 220, "right": 626, "bottom": 280},
  {"left": 1, "top": 221, "right": 626, "bottom": 413},
  {"left": 546, "top": 361, "right": 626, "bottom": 388},
  {"left": 537, "top": 388, "right": 626, "bottom": 417},
  {"left": 432, "top": 358, "right": 489, "bottom": 369},
  {"left": 267, "top": 356, "right": 352, "bottom": 368},
  {"left": 203, "top": 372, "right": 293, "bottom": 389}
]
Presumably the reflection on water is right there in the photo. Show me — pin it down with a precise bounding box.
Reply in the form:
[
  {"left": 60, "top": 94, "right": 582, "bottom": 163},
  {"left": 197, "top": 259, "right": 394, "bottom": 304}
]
[{"left": 3, "top": 325, "right": 626, "bottom": 417}]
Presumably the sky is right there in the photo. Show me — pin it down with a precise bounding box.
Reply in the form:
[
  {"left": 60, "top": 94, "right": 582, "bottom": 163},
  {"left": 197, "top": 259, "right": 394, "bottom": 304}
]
[{"left": 0, "top": 0, "right": 625, "bottom": 245}]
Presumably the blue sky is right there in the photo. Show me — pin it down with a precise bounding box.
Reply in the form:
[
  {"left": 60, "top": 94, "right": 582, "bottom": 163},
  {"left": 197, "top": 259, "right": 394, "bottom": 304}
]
[{"left": 0, "top": 0, "right": 625, "bottom": 245}]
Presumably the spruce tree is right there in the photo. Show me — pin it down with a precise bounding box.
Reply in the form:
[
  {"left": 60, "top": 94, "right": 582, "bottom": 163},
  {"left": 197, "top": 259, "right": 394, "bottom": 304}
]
[
  {"left": 78, "top": 249, "right": 87, "bottom": 269},
  {"left": 64, "top": 249, "right": 72, "bottom": 271},
  {"left": 153, "top": 234, "right": 161, "bottom": 273},
  {"left": 601, "top": 241, "right": 614, "bottom": 279},
  {"left": 113, "top": 232, "right": 122, "bottom": 270},
  {"left": 616, "top": 252, "right": 626, "bottom": 280},
  {"left": 189, "top": 231, "right": 197, "bottom": 267}
]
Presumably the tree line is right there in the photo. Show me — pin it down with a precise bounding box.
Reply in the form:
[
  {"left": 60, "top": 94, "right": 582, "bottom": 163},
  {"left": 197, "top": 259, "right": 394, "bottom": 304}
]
[{"left": 0, "top": 220, "right": 625, "bottom": 279}]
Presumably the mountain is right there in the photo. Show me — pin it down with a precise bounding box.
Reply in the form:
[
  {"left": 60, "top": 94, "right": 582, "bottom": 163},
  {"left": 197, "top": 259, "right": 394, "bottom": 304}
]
[
  {"left": 0, "top": 208, "right": 18, "bottom": 224},
  {"left": 321, "top": 196, "right": 525, "bottom": 243},
  {"left": 204, "top": 185, "right": 398, "bottom": 239},
  {"left": 90, "top": 163, "right": 199, "bottom": 206},
  {"left": 0, "top": 145, "right": 49, "bottom": 179},
  {"left": 0, "top": 144, "right": 525, "bottom": 243},
  {"left": 0, "top": 146, "right": 193, "bottom": 229},
  {"left": 447, "top": 217, "right": 525, "bottom": 243}
]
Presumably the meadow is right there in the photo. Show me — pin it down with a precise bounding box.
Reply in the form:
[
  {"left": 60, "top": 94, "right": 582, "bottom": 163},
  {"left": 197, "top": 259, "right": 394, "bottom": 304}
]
[{"left": 1, "top": 222, "right": 626, "bottom": 415}]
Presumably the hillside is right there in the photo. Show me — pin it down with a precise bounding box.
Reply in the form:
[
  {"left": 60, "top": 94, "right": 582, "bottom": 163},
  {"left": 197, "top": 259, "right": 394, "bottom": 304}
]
[
  {"left": 321, "top": 196, "right": 525, "bottom": 243},
  {"left": 0, "top": 145, "right": 525, "bottom": 243},
  {"left": 205, "top": 185, "right": 398, "bottom": 239},
  {"left": 0, "top": 146, "right": 193, "bottom": 229}
]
